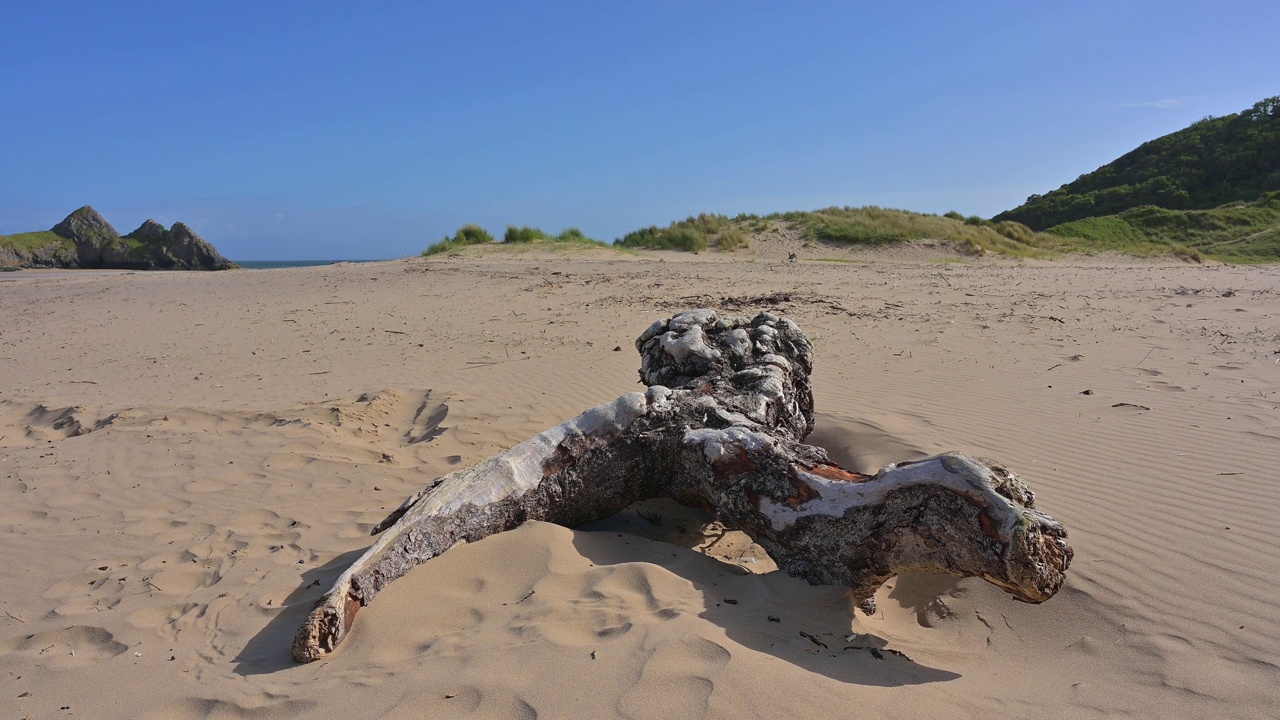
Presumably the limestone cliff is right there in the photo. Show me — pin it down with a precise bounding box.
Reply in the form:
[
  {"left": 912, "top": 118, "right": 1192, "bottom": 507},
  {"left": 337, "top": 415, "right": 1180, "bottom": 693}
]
[{"left": 0, "top": 206, "right": 237, "bottom": 270}]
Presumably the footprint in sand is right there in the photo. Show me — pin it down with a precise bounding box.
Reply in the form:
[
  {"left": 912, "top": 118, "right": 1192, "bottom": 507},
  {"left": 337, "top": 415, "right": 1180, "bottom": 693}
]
[
  {"left": 0, "top": 625, "right": 127, "bottom": 671},
  {"left": 616, "top": 635, "right": 730, "bottom": 719}
]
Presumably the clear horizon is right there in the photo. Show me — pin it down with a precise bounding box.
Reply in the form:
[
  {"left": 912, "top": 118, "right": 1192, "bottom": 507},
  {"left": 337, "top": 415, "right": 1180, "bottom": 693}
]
[{"left": 3, "top": 2, "right": 1276, "bottom": 260}]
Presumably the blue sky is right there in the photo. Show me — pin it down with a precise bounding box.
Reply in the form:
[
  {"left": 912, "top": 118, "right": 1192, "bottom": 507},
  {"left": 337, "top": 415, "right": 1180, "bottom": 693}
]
[{"left": 2, "top": 1, "right": 1276, "bottom": 259}]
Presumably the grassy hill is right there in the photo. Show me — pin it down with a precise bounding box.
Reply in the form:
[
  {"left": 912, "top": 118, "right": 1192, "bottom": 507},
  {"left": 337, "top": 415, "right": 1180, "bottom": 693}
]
[
  {"left": 613, "top": 199, "right": 1280, "bottom": 263},
  {"left": 617, "top": 207, "right": 1066, "bottom": 258},
  {"left": 1045, "top": 192, "right": 1280, "bottom": 263},
  {"left": 0, "top": 231, "right": 73, "bottom": 253},
  {"left": 996, "top": 96, "right": 1280, "bottom": 230}
]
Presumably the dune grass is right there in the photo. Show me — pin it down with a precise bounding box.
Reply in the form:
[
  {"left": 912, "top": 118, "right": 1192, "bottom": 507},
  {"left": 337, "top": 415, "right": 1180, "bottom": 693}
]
[
  {"left": 423, "top": 224, "right": 613, "bottom": 256},
  {"left": 422, "top": 224, "right": 495, "bottom": 256},
  {"left": 1045, "top": 192, "right": 1280, "bottom": 262},
  {"left": 424, "top": 194, "right": 1280, "bottom": 263},
  {"left": 618, "top": 207, "right": 1062, "bottom": 258},
  {"left": 775, "top": 206, "right": 1063, "bottom": 257},
  {"left": 617, "top": 213, "right": 745, "bottom": 252}
]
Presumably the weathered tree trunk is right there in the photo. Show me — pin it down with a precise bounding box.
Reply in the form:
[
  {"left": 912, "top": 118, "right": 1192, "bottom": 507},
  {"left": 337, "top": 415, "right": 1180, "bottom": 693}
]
[{"left": 293, "top": 309, "right": 1072, "bottom": 663}]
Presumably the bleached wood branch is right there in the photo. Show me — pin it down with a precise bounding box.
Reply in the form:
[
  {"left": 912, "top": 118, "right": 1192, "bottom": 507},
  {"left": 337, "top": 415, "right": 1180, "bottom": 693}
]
[{"left": 293, "top": 310, "right": 1072, "bottom": 662}]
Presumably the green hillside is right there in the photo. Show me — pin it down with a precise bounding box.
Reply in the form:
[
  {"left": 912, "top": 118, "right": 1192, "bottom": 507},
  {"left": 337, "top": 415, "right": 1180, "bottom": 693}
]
[
  {"left": 1046, "top": 192, "right": 1280, "bottom": 263},
  {"left": 616, "top": 207, "right": 1065, "bottom": 258},
  {"left": 612, "top": 200, "right": 1280, "bottom": 262},
  {"left": 0, "top": 231, "right": 72, "bottom": 253},
  {"left": 995, "top": 96, "right": 1280, "bottom": 230}
]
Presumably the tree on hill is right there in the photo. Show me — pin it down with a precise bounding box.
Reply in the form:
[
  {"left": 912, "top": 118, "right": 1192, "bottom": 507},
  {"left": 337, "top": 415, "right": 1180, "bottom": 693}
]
[{"left": 996, "top": 96, "right": 1280, "bottom": 230}]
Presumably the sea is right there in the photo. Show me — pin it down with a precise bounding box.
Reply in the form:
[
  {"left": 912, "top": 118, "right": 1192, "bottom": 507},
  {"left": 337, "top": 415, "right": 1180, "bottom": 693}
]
[{"left": 234, "top": 259, "right": 388, "bottom": 270}]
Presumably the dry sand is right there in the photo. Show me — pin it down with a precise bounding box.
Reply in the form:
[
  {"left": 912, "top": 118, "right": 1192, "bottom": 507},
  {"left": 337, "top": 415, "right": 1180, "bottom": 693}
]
[{"left": 1, "top": 248, "right": 1277, "bottom": 719}]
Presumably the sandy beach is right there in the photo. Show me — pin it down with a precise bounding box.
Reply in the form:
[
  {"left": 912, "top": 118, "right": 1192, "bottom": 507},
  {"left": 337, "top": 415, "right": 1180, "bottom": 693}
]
[{"left": 2, "top": 248, "right": 1277, "bottom": 719}]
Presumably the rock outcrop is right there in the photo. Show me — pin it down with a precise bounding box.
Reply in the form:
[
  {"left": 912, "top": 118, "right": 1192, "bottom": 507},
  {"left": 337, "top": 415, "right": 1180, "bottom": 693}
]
[
  {"left": 122, "top": 218, "right": 237, "bottom": 270},
  {"left": 52, "top": 206, "right": 121, "bottom": 246},
  {"left": 0, "top": 206, "right": 236, "bottom": 270},
  {"left": 126, "top": 218, "right": 168, "bottom": 244}
]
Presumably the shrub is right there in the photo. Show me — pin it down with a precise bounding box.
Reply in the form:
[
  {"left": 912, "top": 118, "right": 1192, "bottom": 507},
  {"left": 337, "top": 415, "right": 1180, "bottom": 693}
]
[
  {"left": 666, "top": 228, "right": 708, "bottom": 252},
  {"left": 716, "top": 226, "right": 748, "bottom": 251},
  {"left": 993, "top": 221, "right": 1035, "bottom": 244},
  {"left": 1172, "top": 244, "right": 1204, "bottom": 262},
  {"left": 453, "top": 224, "right": 493, "bottom": 245},
  {"left": 943, "top": 210, "right": 965, "bottom": 220},
  {"left": 422, "top": 223, "right": 494, "bottom": 255},
  {"left": 617, "top": 224, "right": 708, "bottom": 251},
  {"left": 503, "top": 225, "right": 551, "bottom": 243}
]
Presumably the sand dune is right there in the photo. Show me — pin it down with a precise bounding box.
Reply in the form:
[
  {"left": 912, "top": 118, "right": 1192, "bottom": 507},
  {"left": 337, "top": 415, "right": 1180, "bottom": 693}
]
[{"left": 1, "top": 251, "right": 1277, "bottom": 718}]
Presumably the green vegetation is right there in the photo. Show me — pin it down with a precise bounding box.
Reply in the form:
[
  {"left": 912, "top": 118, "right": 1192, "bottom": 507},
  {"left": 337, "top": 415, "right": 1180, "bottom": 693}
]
[
  {"left": 454, "top": 224, "right": 494, "bottom": 245},
  {"left": 617, "top": 213, "right": 750, "bottom": 252},
  {"left": 421, "top": 223, "right": 495, "bottom": 256},
  {"left": 716, "top": 226, "right": 748, "bottom": 251},
  {"left": 997, "top": 96, "right": 1280, "bottom": 230},
  {"left": 616, "top": 207, "right": 1065, "bottom": 258},
  {"left": 502, "top": 225, "right": 551, "bottom": 243},
  {"left": 423, "top": 224, "right": 612, "bottom": 256},
  {"left": 0, "top": 230, "right": 72, "bottom": 253},
  {"left": 502, "top": 225, "right": 610, "bottom": 247},
  {"left": 614, "top": 194, "right": 1280, "bottom": 262},
  {"left": 1045, "top": 192, "right": 1280, "bottom": 262}
]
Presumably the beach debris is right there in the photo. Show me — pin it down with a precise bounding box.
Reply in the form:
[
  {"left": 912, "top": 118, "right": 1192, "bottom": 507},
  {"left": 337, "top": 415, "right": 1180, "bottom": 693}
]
[
  {"left": 636, "top": 510, "right": 663, "bottom": 526},
  {"left": 799, "top": 631, "right": 828, "bottom": 649},
  {"left": 843, "top": 645, "right": 912, "bottom": 661},
  {"left": 292, "top": 309, "right": 1073, "bottom": 662}
]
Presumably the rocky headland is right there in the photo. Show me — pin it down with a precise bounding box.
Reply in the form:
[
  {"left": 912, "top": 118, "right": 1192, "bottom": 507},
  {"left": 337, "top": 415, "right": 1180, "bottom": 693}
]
[{"left": 0, "top": 206, "right": 237, "bottom": 270}]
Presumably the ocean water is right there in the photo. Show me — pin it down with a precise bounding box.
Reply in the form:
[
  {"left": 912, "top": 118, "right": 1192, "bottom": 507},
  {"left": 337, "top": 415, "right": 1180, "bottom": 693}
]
[{"left": 234, "top": 259, "right": 388, "bottom": 270}]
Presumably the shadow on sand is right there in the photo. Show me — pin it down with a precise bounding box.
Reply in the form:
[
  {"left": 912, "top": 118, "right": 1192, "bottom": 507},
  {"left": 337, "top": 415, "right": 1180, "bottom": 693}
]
[
  {"left": 241, "top": 412, "right": 959, "bottom": 684},
  {"left": 232, "top": 548, "right": 365, "bottom": 676},
  {"left": 572, "top": 500, "right": 960, "bottom": 687}
]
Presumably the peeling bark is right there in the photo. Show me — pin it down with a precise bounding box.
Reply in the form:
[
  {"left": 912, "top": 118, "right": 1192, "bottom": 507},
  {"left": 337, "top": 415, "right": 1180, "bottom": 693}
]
[{"left": 292, "top": 309, "right": 1072, "bottom": 663}]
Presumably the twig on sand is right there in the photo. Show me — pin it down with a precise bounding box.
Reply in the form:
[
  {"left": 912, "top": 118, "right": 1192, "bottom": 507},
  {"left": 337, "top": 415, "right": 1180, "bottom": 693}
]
[{"left": 799, "top": 631, "right": 828, "bottom": 649}]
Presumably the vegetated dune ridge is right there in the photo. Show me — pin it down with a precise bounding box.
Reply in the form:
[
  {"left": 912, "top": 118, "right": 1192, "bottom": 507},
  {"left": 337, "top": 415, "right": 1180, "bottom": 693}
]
[{"left": 0, "top": 247, "right": 1276, "bottom": 719}]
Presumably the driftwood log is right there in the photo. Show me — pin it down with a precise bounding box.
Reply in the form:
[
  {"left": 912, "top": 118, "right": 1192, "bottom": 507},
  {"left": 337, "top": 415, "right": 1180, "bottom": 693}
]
[{"left": 293, "top": 309, "right": 1072, "bottom": 662}]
